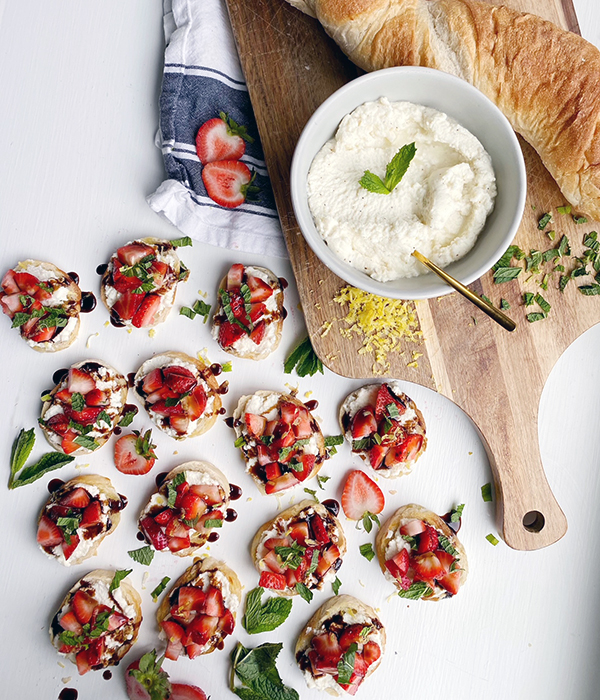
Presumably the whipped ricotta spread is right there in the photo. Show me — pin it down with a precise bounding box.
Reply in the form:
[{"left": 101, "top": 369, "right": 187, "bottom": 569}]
[{"left": 307, "top": 98, "right": 497, "bottom": 281}]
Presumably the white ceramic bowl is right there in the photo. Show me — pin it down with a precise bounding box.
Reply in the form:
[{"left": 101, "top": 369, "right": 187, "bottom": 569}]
[{"left": 290, "top": 66, "right": 527, "bottom": 300}]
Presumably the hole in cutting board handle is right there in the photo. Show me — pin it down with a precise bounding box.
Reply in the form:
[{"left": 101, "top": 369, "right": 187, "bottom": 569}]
[{"left": 522, "top": 510, "right": 545, "bottom": 533}]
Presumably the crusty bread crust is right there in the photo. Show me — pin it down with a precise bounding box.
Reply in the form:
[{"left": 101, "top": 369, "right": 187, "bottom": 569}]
[
  {"left": 284, "top": 0, "right": 600, "bottom": 220},
  {"left": 101, "top": 237, "right": 182, "bottom": 328},
  {"left": 138, "top": 460, "right": 230, "bottom": 557},
  {"left": 11, "top": 260, "right": 81, "bottom": 352},
  {"left": 134, "top": 351, "right": 221, "bottom": 440},
  {"left": 233, "top": 391, "right": 326, "bottom": 494},
  {"left": 50, "top": 569, "right": 142, "bottom": 667},
  {"left": 375, "top": 503, "right": 468, "bottom": 599},
  {"left": 213, "top": 266, "right": 284, "bottom": 361},
  {"left": 250, "top": 500, "right": 347, "bottom": 596},
  {"left": 39, "top": 474, "right": 126, "bottom": 566},
  {"left": 339, "top": 382, "right": 426, "bottom": 478},
  {"left": 156, "top": 557, "right": 242, "bottom": 655},
  {"left": 295, "top": 594, "right": 385, "bottom": 693},
  {"left": 40, "top": 359, "right": 128, "bottom": 455}
]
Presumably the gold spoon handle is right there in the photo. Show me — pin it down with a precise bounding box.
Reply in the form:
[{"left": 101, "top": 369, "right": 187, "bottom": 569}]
[{"left": 412, "top": 250, "right": 516, "bottom": 332}]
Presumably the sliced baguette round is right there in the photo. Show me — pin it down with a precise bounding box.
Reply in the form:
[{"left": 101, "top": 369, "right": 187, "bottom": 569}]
[
  {"left": 233, "top": 391, "right": 326, "bottom": 494},
  {"left": 212, "top": 265, "right": 285, "bottom": 360},
  {"left": 50, "top": 569, "right": 142, "bottom": 669},
  {"left": 156, "top": 557, "right": 242, "bottom": 656},
  {"left": 251, "top": 500, "right": 346, "bottom": 596},
  {"left": 375, "top": 503, "right": 468, "bottom": 600},
  {"left": 38, "top": 474, "right": 127, "bottom": 566},
  {"left": 40, "top": 359, "right": 128, "bottom": 455},
  {"left": 134, "top": 351, "right": 222, "bottom": 440},
  {"left": 295, "top": 594, "right": 385, "bottom": 695},
  {"left": 101, "top": 237, "right": 182, "bottom": 328},
  {"left": 138, "top": 460, "right": 230, "bottom": 557}
]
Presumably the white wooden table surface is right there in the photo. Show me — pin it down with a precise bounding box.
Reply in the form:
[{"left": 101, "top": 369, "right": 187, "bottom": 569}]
[{"left": 0, "top": 2, "right": 599, "bottom": 699}]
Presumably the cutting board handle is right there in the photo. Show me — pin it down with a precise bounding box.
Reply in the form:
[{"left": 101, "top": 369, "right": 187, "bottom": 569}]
[{"left": 480, "top": 432, "right": 568, "bottom": 550}]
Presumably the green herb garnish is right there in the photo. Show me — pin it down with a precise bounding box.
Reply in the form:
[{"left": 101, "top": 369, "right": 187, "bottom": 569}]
[
  {"left": 242, "top": 587, "right": 293, "bottom": 635},
  {"left": 486, "top": 533, "right": 500, "bottom": 546},
  {"left": 359, "top": 143, "right": 416, "bottom": 195},
  {"left": 230, "top": 642, "right": 298, "bottom": 700},
  {"left": 359, "top": 543, "right": 376, "bottom": 561},
  {"left": 398, "top": 581, "right": 433, "bottom": 600},
  {"left": 171, "top": 236, "right": 193, "bottom": 247},
  {"left": 332, "top": 577, "right": 342, "bottom": 595},
  {"left": 284, "top": 336, "right": 324, "bottom": 377},
  {"left": 481, "top": 483, "right": 493, "bottom": 502},
  {"left": 128, "top": 545, "right": 155, "bottom": 566},
  {"left": 151, "top": 577, "right": 171, "bottom": 602},
  {"left": 110, "top": 569, "right": 132, "bottom": 592},
  {"left": 295, "top": 582, "right": 313, "bottom": 603},
  {"left": 336, "top": 643, "right": 357, "bottom": 685}
]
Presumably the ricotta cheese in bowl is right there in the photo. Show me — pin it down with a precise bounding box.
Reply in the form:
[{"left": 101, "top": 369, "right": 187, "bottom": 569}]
[
  {"left": 290, "top": 66, "right": 526, "bottom": 300},
  {"left": 307, "top": 97, "right": 497, "bottom": 282}
]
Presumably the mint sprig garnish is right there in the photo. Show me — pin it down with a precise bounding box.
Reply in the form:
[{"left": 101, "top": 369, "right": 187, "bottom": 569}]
[
  {"left": 242, "top": 587, "right": 293, "bottom": 635},
  {"left": 359, "top": 142, "right": 416, "bottom": 195}
]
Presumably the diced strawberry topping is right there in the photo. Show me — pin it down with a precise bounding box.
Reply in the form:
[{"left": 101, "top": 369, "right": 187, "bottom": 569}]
[
  {"left": 0, "top": 292, "right": 24, "bottom": 318},
  {"left": 294, "top": 453, "right": 315, "bottom": 482},
  {"left": 29, "top": 325, "right": 55, "bottom": 343},
  {"left": 149, "top": 260, "right": 169, "bottom": 289},
  {"left": 37, "top": 515, "right": 63, "bottom": 548},
  {"left": 245, "top": 412, "right": 266, "bottom": 438},
  {"left": 141, "top": 516, "right": 169, "bottom": 550},
  {"left": 67, "top": 367, "right": 96, "bottom": 395},
  {"left": 417, "top": 525, "right": 439, "bottom": 553},
  {"left": 264, "top": 536, "right": 291, "bottom": 551},
  {"left": 261, "top": 549, "right": 287, "bottom": 575},
  {"left": 162, "top": 620, "right": 185, "bottom": 660},
  {"left": 112, "top": 258, "right": 143, "bottom": 293},
  {"left": 132, "top": 293, "right": 161, "bottom": 328},
  {"left": 400, "top": 519, "right": 427, "bottom": 537},
  {"left": 351, "top": 406, "right": 377, "bottom": 439},
  {"left": 112, "top": 289, "right": 144, "bottom": 321},
  {"left": 75, "top": 649, "right": 92, "bottom": 675},
  {"left": 60, "top": 487, "right": 90, "bottom": 509},
  {"left": 412, "top": 552, "right": 445, "bottom": 582},
  {"left": 258, "top": 571, "right": 287, "bottom": 589},
  {"left": 374, "top": 383, "right": 406, "bottom": 421},
  {"left": 117, "top": 243, "right": 155, "bottom": 266},
  {"left": 338, "top": 624, "right": 365, "bottom": 652},
  {"left": 264, "top": 462, "right": 282, "bottom": 481},
  {"left": 72, "top": 590, "right": 97, "bottom": 625},
  {"left": 59, "top": 611, "right": 84, "bottom": 635},
  {"left": 436, "top": 549, "right": 456, "bottom": 575},
  {"left": 249, "top": 320, "right": 266, "bottom": 345},
  {"left": 188, "top": 614, "right": 219, "bottom": 645},
  {"left": 180, "top": 492, "right": 207, "bottom": 521},
  {"left": 1, "top": 269, "right": 20, "bottom": 294},
  {"left": 204, "top": 586, "right": 225, "bottom": 617},
  {"left": 385, "top": 548, "right": 410, "bottom": 580},
  {"left": 438, "top": 570, "right": 462, "bottom": 596},
  {"left": 14, "top": 272, "right": 40, "bottom": 295},
  {"left": 62, "top": 532, "right": 80, "bottom": 560},
  {"left": 163, "top": 366, "right": 197, "bottom": 394},
  {"left": 369, "top": 443, "right": 389, "bottom": 469},
  {"left": 178, "top": 587, "right": 207, "bottom": 613},
  {"left": 264, "top": 472, "right": 299, "bottom": 495},
  {"left": 45, "top": 413, "right": 70, "bottom": 436},
  {"left": 309, "top": 513, "right": 330, "bottom": 544},
  {"left": 363, "top": 640, "right": 381, "bottom": 667},
  {"left": 385, "top": 433, "right": 424, "bottom": 465},
  {"left": 107, "top": 611, "right": 129, "bottom": 631},
  {"left": 61, "top": 430, "right": 81, "bottom": 455},
  {"left": 279, "top": 402, "right": 298, "bottom": 424},
  {"left": 167, "top": 535, "right": 191, "bottom": 552},
  {"left": 226, "top": 263, "right": 245, "bottom": 291},
  {"left": 218, "top": 320, "right": 245, "bottom": 347},
  {"left": 189, "top": 483, "right": 223, "bottom": 505},
  {"left": 315, "top": 543, "right": 340, "bottom": 577},
  {"left": 312, "top": 632, "right": 342, "bottom": 659},
  {"left": 84, "top": 389, "right": 109, "bottom": 406},
  {"left": 289, "top": 521, "right": 309, "bottom": 545},
  {"left": 341, "top": 470, "right": 385, "bottom": 521},
  {"left": 69, "top": 406, "right": 102, "bottom": 426},
  {"left": 180, "top": 385, "right": 206, "bottom": 423},
  {"left": 218, "top": 608, "right": 235, "bottom": 636},
  {"left": 142, "top": 368, "right": 164, "bottom": 394},
  {"left": 246, "top": 274, "right": 273, "bottom": 302}
]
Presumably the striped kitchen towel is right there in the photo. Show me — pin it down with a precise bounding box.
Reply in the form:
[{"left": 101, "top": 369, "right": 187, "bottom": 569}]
[{"left": 147, "top": 0, "right": 287, "bottom": 258}]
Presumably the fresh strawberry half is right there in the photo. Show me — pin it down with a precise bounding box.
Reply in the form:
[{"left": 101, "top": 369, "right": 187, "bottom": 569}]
[
  {"left": 114, "top": 430, "right": 157, "bottom": 475},
  {"left": 202, "top": 160, "right": 259, "bottom": 209},
  {"left": 125, "top": 650, "right": 172, "bottom": 700},
  {"left": 195, "top": 111, "right": 253, "bottom": 165},
  {"left": 341, "top": 470, "right": 385, "bottom": 521}
]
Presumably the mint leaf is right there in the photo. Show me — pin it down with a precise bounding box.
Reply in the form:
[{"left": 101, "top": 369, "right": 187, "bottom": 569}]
[
  {"left": 151, "top": 577, "right": 171, "bottom": 602},
  {"left": 537, "top": 212, "right": 552, "bottom": 229},
  {"left": 359, "top": 170, "right": 389, "bottom": 194},
  {"left": 128, "top": 545, "right": 155, "bottom": 566},
  {"left": 171, "top": 236, "right": 193, "bottom": 247},
  {"left": 450, "top": 503, "right": 465, "bottom": 522},
  {"left": 295, "top": 582, "right": 313, "bottom": 603},
  {"left": 486, "top": 533, "right": 500, "bottom": 546},
  {"left": 203, "top": 519, "right": 223, "bottom": 529},
  {"left": 230, "top": 642, "right": 298, "bottom": 700},
  {"left": 337, "top": 643, "right": 357, "bottom": 685},
  {"left": 284, "top": 336, "right": 323, "bottom": 377},
  {"left": 332, "top": 577, "right": 342, "bottom": 595},
  {"left": 9, "top": 428, "right": 35, "bottom": 487},
  {"left": 74, "top": 435, "right": 99, "bottom": 451},
  {"left": 10, "top": 452, "right": 74, "bottom": 489},
  {"left": 384, "top": 142, "right": 416, "bottom": 191},
  {"left": 110, "top": 569, "right": 132, "bottom": 592},
  {"left": 398, "top": 581, "right": 432, "bottom": 599},
  {"left": 179, "top": 306, "right": 196, "bottom": 320},
  {"left": 243, "top": 587, "right": 293, "bottom": 634},
  {"left": 359, "top": 543, "right": 376, "bottom": 561},
  {"left": 118, "top": 409, "right": 137, "bottom": 427}
]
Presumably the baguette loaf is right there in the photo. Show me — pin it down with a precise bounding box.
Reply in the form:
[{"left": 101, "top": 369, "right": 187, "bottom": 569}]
[{"left": 285, "top": 0, "right": 600, "bottom": 219}]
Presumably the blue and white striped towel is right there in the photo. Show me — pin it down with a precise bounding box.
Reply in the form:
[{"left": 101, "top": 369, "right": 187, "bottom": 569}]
[{"left": 147, "top": 0, "right": 287, "bottom": 258}]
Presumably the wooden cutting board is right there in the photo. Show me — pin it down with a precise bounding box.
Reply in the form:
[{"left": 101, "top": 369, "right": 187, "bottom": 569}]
[{"left": 225, "top": 0, "right": 598, "bottom": 550}]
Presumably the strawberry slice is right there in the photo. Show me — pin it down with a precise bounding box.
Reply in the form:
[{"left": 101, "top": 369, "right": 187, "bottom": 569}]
[
  {"left": 1, "top": 269, "right": 20, "bottom": 294},
  {"left": 142, "top": 368, "right": 164, "bottom": 394},
  {"left": 149, "top": 260, "right": 169, "bottom": 289},
  {"left": 29, "top": 325, "right": 55, "bottom": 343},
  {"left": 72, "top": 590, "right": 97, "bottom": 625},
  {"left": 117, "top": 243, "right": 155, "bottom": 266},
  {"left": 81, "top": 501, "right": 103, "bottom": 526},
  {"left": 195, "top": 113, "right": 251, "bottom": 165},
  {"left": 0, "top": 292, "right": 24, "bottom": 318},
  {"left": 218, "top": 608, "right": 235, "bottom": 635},
  {"left": 226, "top": 263, "right": 245, "bottom": 291},
  {"left": 112, "top": 289, "right": 144, "bottom": 321},
  {"left": 374, "top": 383, "right": 406, "bottom": 421},
  {"left": 412, "top": 552, "right": 445, "bottom": 582},
  {"left": 70, "top": 406, "right": 102, "bottom": 426},
  {"left": 62, "top": 532, "right": 81, "bottom": 560},
  {"left": 151, "top": 400, "right": 185, "bottom": 416},
  {"left": 246, "top": 274, "right": 273, "bottom": 302},
  {"left": 202, "top": 160, "right": 257, "bottom": 209},
  {"left": 309, "top": 513, "right": 330, "bottom": 544},
  {"left": 114, "top": 430, "right": 157, "bottom": 475},
  {"left": 369, "top": 443, "right": 389, "bottom": 469},
  {"left": 262, "top": 549, "right": 286, "bottom": 575},
  {"left": 178, "top": 587, "right": 207, "bottom": 613},
  {"left": 75, "top": 649, "right": 92, "bottom": 676},
  {"left": 341, "top": 470, "right": 385, "bottom": 520},
  {"left": 59, "top": 611, "right": 84, "bottom": 635},
  {"left": 154, "top": 508, "right": 174, "bottom": 526},
  {"left": 60, "top": 487, "right": 90, "bottom": 509},
  {"left": 417, "top": 525, "right": 439, "bottom": 553},
  {"left": 385, "top": 548, "right": 410, "bottom": 579},
  {"left": 312, "top": 632, "right": 342, "bottom": 659},
  {"left": 294, "top": 453, "right": 315, "bottom": 482},
  {"left": 363, "top": 640, "right": 381, "bottom": 667},
  {"left": 162, "top": 620, "right": 185, "bottom": 660},
  {"left": 188, "top": 483, "right": 223, "bottom": 505},
  {"left": 264, "top": 472, "right": 299, "bottom": 494},
  {"left": 163, "top": 366, "right": 197, "bottom": 394},
  {"left": 249, "top": 302, "right": 267, "bottom": 323},
  {"left": 399, "top": 519, "right": 427, "bottom": 537},
  {"left": 245, "top": 412, "right": 266, "bottom": 438},
  {"left": 264, "top": 462, "right": 282, "bottom": 482},
  {"left": 338, "top": 624, "right": 365, "bottom": 652},
  {"left": 315, "top": 543, "right": 340, "bottom": 577},
  {"left": 438, "top": 569, "right": 462, "bottom": 596},
  {"left": 61, "top": 430, "right": 81, "bottom": 455},
  {"left": 258, "top": 571, "right": 287, "bottom": 589},
  {"left": 264, "top": 536, "right": 291, "bottom": 551},
  {"left": 170, "top": 684, "right": 208, "bottom": 700},
  {"left": 168, "top": 535, "right": 191, "bottom": 552},
  {"left": 183, "top": 384, "right": 207, "bottom": 421},
  {"left": 188, "top": 614, "right": 219, "bottom": 645},
  {"left": 14, "top": 271, "right": 40, "bottom": 295},
  {"left": 351, "top": 406, "right": 378, "bottom": 439},
  {"left": 169, "top": 413, "right": 191, "bottom": 433},
  {"left": 180, "top": 492, "right": 207, "bottom": 521},
  {"left": 84, "top": 389, "right": 109, "bottom": 406},
  {"left": 141, "top": 516, "right": 169, "bottom": 550},
  {"left": 203, "top": 586, "right": 225, "bottom": 617},
  {"left": 289, "top": 521, "right": 309, "bottom": 545},
  {"left": 112, "top": 259, "right": 143, "bottom": 293},
  {"left": 45, "top": 413, "right": 70, "bottom": 436},
  {"left": 68, "top": 367, "right": 96, "bottom": 395},
  {"left": 385, "top": 433, "right": 424, "bottom": 466},
  {"left": 436, "top": 549, "right": 456, "bottom": 574},
  {"left": 279, "top": 401, "right": 298, "bottom": 424},
  {"left": 37, "top": 515, "right": 63, "bottom": 547},
  {"left": 249, "top": 320, "right": 266, "bottom": 345},
  {"left": 218, "top": 320, "right": 245, "bottom": 347},
  {"left": 132, "top": 293, "right": 161, "bottom": 328}
]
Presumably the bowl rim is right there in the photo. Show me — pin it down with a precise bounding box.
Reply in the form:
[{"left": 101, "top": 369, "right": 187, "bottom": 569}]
[{"left": 290, "top": 66, "right": 527, "bottom": 300}]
